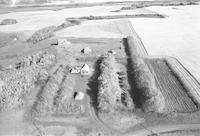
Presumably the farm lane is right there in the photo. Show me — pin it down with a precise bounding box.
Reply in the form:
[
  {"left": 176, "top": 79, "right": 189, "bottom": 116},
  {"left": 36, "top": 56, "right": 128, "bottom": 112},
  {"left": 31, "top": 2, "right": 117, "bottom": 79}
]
[{"left": 125, "top": 123, "right": 200, "bottom": 136}]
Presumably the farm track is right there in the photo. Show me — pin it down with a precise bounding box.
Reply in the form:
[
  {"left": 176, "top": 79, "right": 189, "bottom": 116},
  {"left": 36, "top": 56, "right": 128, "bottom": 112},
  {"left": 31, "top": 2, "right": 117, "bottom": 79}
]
[
  {"left": 145, "top": 58, "right": 197, "bottom": 113},
  {"left": 126, "top": 123, "right": 200, "bottom": 136},
  {"left": 86, "top": 95, "right": 116, "bottom": 134},
  {"left": 126, "top": 21, "right": 148, "bottom": 57}
]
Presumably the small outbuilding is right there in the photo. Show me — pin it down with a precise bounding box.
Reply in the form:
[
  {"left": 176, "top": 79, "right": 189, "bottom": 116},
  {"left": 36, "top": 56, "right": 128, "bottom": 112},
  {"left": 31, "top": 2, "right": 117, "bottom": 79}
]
[
  {"left": 6, "top": 65, "right": 13, "bottom": 69},
  {"left": 108, "top": 50, "right": 117, "bottom": 55},
  {"left": 81, "top": 64, "right": 90, "bottom": 75},
  {"left": 81, "top": 47, "right": 92, "bottom": 54},
  {"left": 57, "top": 38, "right": 71, "bottom": 48},
  {"left": 70, "top": 66, "right": 81, "bottom": 74},
  {"left": 74, "top": 92, "right": 85, "bottom": 101}
]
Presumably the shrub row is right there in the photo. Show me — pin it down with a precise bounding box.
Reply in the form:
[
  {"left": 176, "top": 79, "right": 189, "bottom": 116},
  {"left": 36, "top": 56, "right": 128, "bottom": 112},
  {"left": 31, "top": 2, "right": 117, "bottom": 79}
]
[
  {"left": 121, "top": 1, "right": 198, "bottom": 10},
  {"left": 33, "top": 66, "right": 64, "bottom": 116},
  {"left": 126, "top": 36, "right": 165, "bottom": 113},
  {"left": 98, "top": 53, "right": 124, "bottom": 113},
  {"left": 27, "top": 26, "right": 56, "bottom": 44},
  {"left": 0, "top": 19, "right": 17, "bottom": 25}
]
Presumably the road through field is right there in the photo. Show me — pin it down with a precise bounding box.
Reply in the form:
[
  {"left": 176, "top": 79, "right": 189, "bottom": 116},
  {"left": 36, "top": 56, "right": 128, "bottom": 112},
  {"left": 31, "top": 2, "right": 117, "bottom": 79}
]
[
  {"left": 125, "top": 123, "right": 200, "bottom": 136},
  {"left": 85, "top": 94, "right": 116, "bottom": 134}
]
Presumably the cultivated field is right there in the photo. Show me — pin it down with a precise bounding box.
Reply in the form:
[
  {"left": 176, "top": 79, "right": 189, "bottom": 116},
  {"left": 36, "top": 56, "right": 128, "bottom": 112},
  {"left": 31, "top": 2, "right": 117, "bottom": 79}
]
[{"left": 145, "top": 58, "right": 197, "bottom": 113}]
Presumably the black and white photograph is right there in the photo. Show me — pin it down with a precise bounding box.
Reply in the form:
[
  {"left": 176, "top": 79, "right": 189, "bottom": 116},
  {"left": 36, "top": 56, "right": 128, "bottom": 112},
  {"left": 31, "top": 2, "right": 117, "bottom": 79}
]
[{"left": 0, "top": 0, "right": 200, "bottom": 135}]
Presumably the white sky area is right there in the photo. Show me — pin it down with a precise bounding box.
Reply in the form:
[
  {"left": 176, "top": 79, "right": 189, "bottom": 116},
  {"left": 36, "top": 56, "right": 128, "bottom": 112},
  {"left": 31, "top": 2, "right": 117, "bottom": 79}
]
[
  {"left": 82, "top": 0, "right": 152, "bottom": 2},
  {"left": 130, "top": 4, "right": 200, "bottom": 82},
  {"left": 6, "top": 0, "right": 161, "bottom": 6}
]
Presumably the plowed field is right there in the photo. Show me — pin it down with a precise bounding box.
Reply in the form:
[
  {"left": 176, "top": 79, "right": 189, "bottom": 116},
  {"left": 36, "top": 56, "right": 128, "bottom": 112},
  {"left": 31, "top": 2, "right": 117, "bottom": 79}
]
[{"left": 146, "top": 58, "right": 197, "bottom": 113}]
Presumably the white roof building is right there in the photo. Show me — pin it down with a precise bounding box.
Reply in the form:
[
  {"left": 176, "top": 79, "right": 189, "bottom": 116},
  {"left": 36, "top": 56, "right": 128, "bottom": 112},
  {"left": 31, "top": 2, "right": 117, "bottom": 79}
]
[
  {"left": 70, "top": 66, "right": 81, "bottom": 74},
  {"left": 81, "top": 64, "right": 90, "bottom": 75},
  {"left": 81, "top": 47, "right": 92, "bottom": 54},
  {"left": 108, "top": 50, "right": 117, "bottom": 55},
  {"left": 74, "top": 92, "right": 85, "bottom": 101},
  {"left": 57, "top": 38, "right": 71, "bottom": 49}
]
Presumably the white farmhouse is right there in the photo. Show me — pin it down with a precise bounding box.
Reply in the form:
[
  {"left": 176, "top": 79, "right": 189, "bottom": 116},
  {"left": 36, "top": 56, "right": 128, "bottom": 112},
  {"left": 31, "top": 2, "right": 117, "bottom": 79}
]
[{"left": 81, "top": 64, "right": 90, "bottom": 75}]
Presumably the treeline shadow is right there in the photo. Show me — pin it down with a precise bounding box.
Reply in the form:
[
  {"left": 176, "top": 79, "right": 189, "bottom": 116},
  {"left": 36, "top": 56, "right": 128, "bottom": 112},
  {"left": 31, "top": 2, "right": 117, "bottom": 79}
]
[
  {"left": 86, "top": 57, "right": 103, "bottom": 111},
  {"left": 122, "top": 37, "right": 143, "bottom": 109}
]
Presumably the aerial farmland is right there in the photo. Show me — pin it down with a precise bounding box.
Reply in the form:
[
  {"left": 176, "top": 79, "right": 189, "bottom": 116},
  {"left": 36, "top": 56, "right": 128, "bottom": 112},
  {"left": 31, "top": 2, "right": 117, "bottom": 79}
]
[{"left": 0, "top": 0, "right": 200, "bottom": 136}]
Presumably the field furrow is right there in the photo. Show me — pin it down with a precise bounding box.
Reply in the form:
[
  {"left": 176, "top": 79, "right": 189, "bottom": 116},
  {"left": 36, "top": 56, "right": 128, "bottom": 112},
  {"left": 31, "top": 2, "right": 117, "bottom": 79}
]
[
  {"left": 146, "top": 58, "right": 197, "bottom": 113},
  {"left": 165, "top": 57, "right": 200, "bottom": 107}
]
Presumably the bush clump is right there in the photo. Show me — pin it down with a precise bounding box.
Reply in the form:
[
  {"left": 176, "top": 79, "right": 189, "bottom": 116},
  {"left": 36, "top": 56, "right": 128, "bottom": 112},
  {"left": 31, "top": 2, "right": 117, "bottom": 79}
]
[
  {"left": 27, "top": 26, "right": 56, "bottom": 44},
  {"left": 65, "top": 18, "right": 81, "bottom": 25},
  {"left": 55, "top": 21, "right": 73, "bottom": 31},
  {"left": 0, "top": 19, "right": 17, "bottom": 25},
  {"left": 15, "top": 51, "right": 55, "bottom": 69}
]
